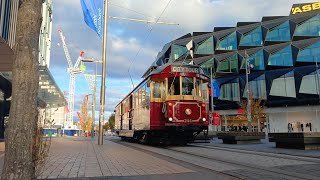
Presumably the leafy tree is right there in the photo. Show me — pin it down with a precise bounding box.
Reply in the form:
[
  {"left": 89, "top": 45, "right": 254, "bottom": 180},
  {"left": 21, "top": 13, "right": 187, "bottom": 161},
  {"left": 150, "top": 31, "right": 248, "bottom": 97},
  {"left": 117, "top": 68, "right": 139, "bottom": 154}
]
[
  {"left": 80, "top": 95, "right": 92, "bottom": 133},
  {"left": 239, "top": 95, "right": 265, "bottom": 132},
  {"left": 103, "top": 122, "right": 110, "bottom": 131},
  {"left": 2, "top": 0, "right": 42, "bottom": 179},
  {"left": 108, "top": 113, "right": 115, "bottom": 130}
]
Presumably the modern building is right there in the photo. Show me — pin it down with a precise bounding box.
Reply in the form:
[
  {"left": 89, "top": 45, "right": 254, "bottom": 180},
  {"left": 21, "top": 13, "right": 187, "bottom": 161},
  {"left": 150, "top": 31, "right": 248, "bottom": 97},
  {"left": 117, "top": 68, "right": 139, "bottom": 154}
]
[
  {"left": 150, "top": 2, "right": 320, "bottom": 133},
  {"left": 0, "top": 0, "right": 67, "bottom": 138}
]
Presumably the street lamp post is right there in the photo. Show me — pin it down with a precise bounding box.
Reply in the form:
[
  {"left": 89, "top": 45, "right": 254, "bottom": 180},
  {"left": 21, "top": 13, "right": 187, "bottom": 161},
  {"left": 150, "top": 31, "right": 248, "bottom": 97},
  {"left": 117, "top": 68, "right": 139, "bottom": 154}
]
[
  {"left": 245, "top": 51, "right": 252, "bottom": 132},
  {"left": 81, "top": 59, "right": 102, "bottom": 139},
  {"left": 99, "top": 0, "right": 109, "bottom": 145}
]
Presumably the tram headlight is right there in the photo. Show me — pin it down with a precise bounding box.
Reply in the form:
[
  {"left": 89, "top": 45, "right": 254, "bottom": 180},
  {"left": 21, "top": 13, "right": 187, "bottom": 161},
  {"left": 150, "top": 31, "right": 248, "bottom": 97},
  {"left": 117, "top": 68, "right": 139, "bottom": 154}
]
[
  {"left": 202, "top": 118, "right": 206, "bottom": 122},
  {"left": 169, "top": 117, "right": 173, "bottom": 122}
]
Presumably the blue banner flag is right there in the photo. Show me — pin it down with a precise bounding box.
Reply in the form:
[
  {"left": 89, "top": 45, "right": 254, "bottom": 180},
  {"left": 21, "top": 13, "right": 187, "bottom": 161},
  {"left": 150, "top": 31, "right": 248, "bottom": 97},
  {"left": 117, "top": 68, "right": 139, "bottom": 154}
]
[
  {"left": 212, "top": 79, "right": 220, "bottom": 97},
  {"left": 80, "top": 0, "right": 104, "bottom": 38}
]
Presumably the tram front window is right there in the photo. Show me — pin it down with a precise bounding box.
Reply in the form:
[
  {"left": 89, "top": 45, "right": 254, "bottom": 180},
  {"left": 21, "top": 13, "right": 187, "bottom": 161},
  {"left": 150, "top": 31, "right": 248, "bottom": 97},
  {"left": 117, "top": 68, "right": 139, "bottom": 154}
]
[
  {"left": 168, "top": 77, "right": 180, "bottom": 95},
  {"left": 182, "top": 77, "right": 194, "bottom": 95}
]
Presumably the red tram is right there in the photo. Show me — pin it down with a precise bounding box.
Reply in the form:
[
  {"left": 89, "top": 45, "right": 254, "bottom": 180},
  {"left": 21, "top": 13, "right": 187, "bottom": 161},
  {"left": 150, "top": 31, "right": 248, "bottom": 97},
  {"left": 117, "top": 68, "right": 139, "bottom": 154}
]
[{"left": 114, "top": 63, "right": 209, "bottom": 144}]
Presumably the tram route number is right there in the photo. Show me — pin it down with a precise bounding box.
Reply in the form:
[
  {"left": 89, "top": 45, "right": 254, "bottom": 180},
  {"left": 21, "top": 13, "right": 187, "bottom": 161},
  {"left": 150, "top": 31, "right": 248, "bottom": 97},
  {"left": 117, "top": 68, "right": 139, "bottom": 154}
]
[{"left": 172, "top": 66, "right": 199, "bottom": 73}]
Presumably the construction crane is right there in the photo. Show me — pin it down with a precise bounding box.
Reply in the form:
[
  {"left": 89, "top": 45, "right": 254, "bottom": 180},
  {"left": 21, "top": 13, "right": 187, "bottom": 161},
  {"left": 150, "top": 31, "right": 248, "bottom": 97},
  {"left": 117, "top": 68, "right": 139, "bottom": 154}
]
[{"left": 58, "top": 28, "right": 84, "bottom": 128}]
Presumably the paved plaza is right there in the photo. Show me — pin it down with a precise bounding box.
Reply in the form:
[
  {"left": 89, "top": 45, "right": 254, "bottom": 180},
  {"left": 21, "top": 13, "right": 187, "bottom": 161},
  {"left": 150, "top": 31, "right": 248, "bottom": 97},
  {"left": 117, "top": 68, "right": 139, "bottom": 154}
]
[
  {"left": 0, "top": 137, "right": 232, "bottom": 179},
  {"left": 0, "top": 136, "right": 320, "bottom": 179},
  {"left": 38, "top": 137, "right": 194, "bottom": 179}
]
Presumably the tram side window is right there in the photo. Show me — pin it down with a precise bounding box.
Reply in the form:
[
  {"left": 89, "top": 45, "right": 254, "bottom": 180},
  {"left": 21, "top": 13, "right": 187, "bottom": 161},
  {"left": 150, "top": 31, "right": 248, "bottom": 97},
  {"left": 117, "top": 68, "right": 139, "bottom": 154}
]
[
  {"left": 168, "top": 77, "right": 180, "bottom": 95},
  {"left": 153, "top": 82, "right": 161, "bottom": 98},
  {"left": 145, "top": 83, "right": 150, "bottom": 109},
  {"left": 201, "top": 83, "right": 208, "bottom": 100},
  {"left": 182, "top": 77, "right": 194, "bottom": 95},
  {"left": 196, "top": 79, "right": 201, "bottom": 96}
]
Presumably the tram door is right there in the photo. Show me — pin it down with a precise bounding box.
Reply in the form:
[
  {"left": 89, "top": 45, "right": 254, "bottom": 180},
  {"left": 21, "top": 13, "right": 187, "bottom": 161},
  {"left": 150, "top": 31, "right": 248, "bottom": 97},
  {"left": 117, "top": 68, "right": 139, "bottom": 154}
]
[{"left": 129, "top": 95, "right": 133, "bottom": 130}]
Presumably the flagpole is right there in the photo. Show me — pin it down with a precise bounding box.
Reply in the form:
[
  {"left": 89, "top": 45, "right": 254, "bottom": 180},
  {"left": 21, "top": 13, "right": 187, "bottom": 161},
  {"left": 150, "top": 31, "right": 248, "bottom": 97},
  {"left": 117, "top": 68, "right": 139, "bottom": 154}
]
[{"left": 98, "top": 0, "right": 108, "bottom": 145}]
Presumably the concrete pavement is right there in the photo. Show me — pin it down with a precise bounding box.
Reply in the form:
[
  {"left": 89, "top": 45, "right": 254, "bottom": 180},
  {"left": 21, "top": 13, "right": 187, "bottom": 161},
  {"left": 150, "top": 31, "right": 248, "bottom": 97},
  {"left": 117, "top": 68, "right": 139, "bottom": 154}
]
[
  {"left": 37, "top": 137, "right": 193, "bottom": 179},
  {"left": 0, "top": 137, "right": 234, "bottom": 180}
]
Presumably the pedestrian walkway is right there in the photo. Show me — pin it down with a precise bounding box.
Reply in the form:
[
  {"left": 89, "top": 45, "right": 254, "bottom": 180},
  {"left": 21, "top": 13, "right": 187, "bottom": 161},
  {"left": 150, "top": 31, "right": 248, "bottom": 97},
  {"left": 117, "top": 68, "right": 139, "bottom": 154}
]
[
  {"left": 193, "top": 138, "right": 320, "bottom": 158},
  {"left": 37, "top": 137, "right": 193, "bottom": 179}
]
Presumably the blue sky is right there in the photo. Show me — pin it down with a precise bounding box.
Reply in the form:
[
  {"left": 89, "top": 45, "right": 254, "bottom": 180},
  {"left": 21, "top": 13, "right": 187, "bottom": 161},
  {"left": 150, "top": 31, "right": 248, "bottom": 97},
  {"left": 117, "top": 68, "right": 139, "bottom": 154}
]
[{"left": 50, "top": 0, "right": 318, "bottom": 124}]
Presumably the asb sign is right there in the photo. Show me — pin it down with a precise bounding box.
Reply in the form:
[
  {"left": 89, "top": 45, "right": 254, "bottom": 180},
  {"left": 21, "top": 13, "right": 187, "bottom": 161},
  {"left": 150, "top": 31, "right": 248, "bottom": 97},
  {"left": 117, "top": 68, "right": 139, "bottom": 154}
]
[{"left": 291, "top": 2, "right": 320, "bottom": 15}]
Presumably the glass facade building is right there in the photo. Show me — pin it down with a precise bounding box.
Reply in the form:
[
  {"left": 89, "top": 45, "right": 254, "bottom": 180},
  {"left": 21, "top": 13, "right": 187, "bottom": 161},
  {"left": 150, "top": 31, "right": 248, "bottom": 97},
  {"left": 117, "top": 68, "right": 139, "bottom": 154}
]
[
  {"left": 0, "top": 0, "right": 66, "bottom": 138},
  {"left": 147, "top": 3, "right": 320, "bottom": 132}
]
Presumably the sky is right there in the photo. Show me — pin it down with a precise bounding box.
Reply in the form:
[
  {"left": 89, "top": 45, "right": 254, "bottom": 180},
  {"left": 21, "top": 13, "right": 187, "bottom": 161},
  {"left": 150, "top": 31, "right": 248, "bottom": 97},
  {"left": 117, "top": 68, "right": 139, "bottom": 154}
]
[{"left": 50, "top": 0, "right": 319, "bottom": 124}]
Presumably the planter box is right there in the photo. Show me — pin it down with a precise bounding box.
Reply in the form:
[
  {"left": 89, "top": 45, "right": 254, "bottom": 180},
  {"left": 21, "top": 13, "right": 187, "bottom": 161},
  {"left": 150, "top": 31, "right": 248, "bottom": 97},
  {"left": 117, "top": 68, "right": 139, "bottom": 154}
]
[
  {"left": 217, "top": 132, "right": 265, "bottom": 144},
  {"left": 269, "top": 132, "right": 320, "bottom": 150}
]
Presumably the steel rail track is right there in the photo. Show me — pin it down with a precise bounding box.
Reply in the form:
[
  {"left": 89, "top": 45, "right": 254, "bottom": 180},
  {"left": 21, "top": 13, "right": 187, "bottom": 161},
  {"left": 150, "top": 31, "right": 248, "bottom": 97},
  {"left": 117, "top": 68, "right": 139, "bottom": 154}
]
[
  {"left": 187, "top": 143, "right": 320, "bottom": 163},
  {"left": 111, "top": 139, "right": 319, "bottom": 180}
]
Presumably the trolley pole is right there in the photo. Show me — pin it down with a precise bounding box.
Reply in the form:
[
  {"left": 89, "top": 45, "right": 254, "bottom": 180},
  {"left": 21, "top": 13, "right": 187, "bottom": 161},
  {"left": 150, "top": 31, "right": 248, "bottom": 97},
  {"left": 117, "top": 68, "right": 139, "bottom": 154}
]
[{"left": 98, "top": 0, "right": 108, "bottom": 145}]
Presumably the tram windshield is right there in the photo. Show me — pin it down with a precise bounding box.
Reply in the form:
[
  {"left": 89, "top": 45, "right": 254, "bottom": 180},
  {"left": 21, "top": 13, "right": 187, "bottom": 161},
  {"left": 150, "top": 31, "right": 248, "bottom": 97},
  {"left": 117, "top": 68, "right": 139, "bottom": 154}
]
[
  {"left": 182, "top": 77, "right": 193, "bottom": 95},
  {"left": 167, "top": 77, "right": 208, "bottom": 100}
]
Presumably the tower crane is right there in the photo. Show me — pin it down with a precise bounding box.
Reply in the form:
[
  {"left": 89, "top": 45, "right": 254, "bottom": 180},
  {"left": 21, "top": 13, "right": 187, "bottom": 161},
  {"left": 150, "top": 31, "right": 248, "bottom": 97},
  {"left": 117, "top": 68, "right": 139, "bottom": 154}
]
[{"left": 58, "top": 29, "right": 84, "bottom": 128}]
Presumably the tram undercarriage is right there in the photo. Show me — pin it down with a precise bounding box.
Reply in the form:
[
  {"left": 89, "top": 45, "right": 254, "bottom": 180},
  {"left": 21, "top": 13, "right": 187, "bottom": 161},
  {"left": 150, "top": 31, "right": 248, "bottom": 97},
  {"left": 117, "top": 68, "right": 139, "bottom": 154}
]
[{"left": 119, "top": 126, "right": 208, "bottom": 145}]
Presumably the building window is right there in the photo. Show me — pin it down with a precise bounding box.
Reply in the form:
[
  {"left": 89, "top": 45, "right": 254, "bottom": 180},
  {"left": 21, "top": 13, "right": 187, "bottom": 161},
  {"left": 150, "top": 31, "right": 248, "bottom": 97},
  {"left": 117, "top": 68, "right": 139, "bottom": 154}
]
[
  {"left": 173, "top": 44, "right": 189, "bottom": 60},
  {"left": 265, "top": 21, "right": 291, "bottom": 41},
  {"left": 201, "top": 58, "right": 214, "bottom": 76},
  {"left": 294, "top": 15, "right": 320, "bottom": 37},
  {"left": 299, "top": 70, "right": 320, "bottom": 95},
  {"left": 216, "top": 32, "right": 237, "bottom": 50},
  {"left": 241, "top": 50, "right": 265, "bottom": 70},
  {"left": 270, "top": 71, "right": 296, "bottom": 98},
  {"left": 268, "top": 46, "right": 293, "bottom": 67},
  {"left": 243, "top": 75, "right": 266, "bottom": 99},
  {"left": 239, "top": 27, "right": 263, "bottom": 46},
  {"left": 217, "top": 54, "right": 238, "bottom": 73},
  {"left": 195, "top": 36, "right": 214, "bottom": 55},
  {"left": 297, "top": 41, "right": 320, "bottom": 62},
  {"left": 219, "top": 80, "right": 240, "bottom": 101}
]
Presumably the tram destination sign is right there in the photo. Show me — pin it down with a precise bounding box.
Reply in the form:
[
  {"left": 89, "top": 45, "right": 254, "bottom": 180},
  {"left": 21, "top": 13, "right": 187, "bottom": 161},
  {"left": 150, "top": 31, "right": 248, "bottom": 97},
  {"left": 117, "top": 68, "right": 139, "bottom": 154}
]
[{"left": 172, "top": 66, "right": 199, "bottom": 73}]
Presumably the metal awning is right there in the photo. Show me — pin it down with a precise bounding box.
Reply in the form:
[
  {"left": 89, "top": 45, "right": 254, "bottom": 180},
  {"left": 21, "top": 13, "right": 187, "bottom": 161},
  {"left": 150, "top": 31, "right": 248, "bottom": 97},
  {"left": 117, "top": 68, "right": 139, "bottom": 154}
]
[
  {"left": 0, "top": 37, "right": 14, "bottom": 71},
  {"left": 39, "top": 66, "right": 67, "bottom": 107}
]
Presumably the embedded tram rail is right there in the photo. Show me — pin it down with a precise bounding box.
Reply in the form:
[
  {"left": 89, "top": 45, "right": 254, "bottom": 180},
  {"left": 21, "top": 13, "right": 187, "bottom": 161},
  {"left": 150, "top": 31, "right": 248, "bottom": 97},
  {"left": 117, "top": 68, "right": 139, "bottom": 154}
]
[
  {"left": 112, "top": 139, "right": 320, "bottom": 180},
  {"left": 187, "top": 143, "right": 320, "bottom": 163}
]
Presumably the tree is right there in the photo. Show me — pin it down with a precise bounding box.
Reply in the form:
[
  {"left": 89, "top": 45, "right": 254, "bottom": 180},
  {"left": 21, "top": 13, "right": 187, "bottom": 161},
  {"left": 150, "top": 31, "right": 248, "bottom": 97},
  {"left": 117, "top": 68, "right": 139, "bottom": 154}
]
[
  {"left": 108, "top": 113, "right": 115, "bottom": 130},
  {"left": 239, "top": 96, "right": 265, "bottom": 132},
  {"left": 103, "top": 114, "right": 115, "bottom": 132},
  {"left": 103, "top": 122, "right": 110, "bottom": 131},
  {"left": 2, "top": 0, "right": 42, "bottom": 179},
  {"left": 80, "top": 95, "right": 92, "bottom": 133}
]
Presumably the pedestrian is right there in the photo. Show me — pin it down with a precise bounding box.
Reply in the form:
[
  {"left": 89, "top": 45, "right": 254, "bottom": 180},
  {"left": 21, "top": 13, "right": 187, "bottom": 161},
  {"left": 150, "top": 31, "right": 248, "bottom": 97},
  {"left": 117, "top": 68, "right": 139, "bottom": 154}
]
[
  {"left": 288, "top": 123, "right": 292, "bottom": 133},
  {"left": 309, "top": 122, "right": 312, "bottom": 131},
  {"left": 242, "top": 124, "right": 247, "bottom": 132},
  {"left": 231, "top": 124, "right": 234, "bottom": 131}
]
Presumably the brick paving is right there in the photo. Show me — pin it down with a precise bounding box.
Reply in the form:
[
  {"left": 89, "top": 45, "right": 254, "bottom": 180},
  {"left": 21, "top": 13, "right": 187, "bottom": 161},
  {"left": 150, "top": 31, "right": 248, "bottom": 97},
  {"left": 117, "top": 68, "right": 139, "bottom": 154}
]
[
  {"left": 1, "top": 136, "right": 320, "bottom": 179},
  {"left": 37, "top": 137, "right": 193, "bottom": 179}
]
